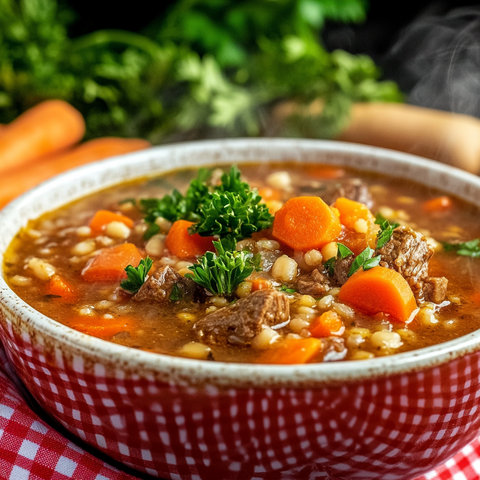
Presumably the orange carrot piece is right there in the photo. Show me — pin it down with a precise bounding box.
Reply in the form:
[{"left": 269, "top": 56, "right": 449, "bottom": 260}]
[
  {"left": 0, "top": 137, "right": 150, "bottom": 208},
  {"left": 272, "top": 196, "right": 342, "bottom": 251},
  {"left": 46, "top": 275, "right": 78, "bottom": 302},
  {"left": 165, "top": 220, "right": 215, "bottom": 259},
  {"left": 0, "top": 100, "right": 85, "bottom": 175},
  {"left": 251, "top": 278, "right": 273, "bottom": 292},
  {"left": 67, "top": 316, "right": 134, "bottom": 340},
  {"left": 257, "top": 338, "right": 323, "bottom": 364},
  {"left": 333, "top": 197, "right": 372, "bottom": 230},
  {"left": 337, "top": 228, "right": 368, "bottom": 256},
  {"left": 423, "top": 196, "right": 453, "bottom": 212},
  {"left": 89, "top": 210, "right": 134, "bottom": 234},
  {"left": 82, "top": 243, "right": 142, "bottom": 283},
  {"left": 258, "top": 187, "right": 281, "bottom": 201},
  {"left": 309, "top": 311, "right": 345, "bottom": 338},
  {"left": 338, "top": 266, "right": 417, "bottom": 322}
]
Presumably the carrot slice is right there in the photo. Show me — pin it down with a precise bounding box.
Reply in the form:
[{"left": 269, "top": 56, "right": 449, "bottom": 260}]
[
  {"left": 89, "top": 210, "right": 134, "bottom": 234},
  {"left": 423, "top": 196, "right": 453, "bottom": 212},
  {"left": 309, "top": 311, "right": 345, "bottom": 338},
  {"left": 165, "top": 220, "right": 215, "bottom": 259},
  {"left": 338, "top": 266, "right": 417, "bottom": 322},
  {"left": 251, "top": 278, "right": 272, "bottom": 292},
  {"left": 272, "top": 196, "right": 342, "bottom": 251},
  {"left": 46, "top": 275, "right": 78, "bottom": 302},
  {"left": 257, "top": 338, "right": 323, "bottom": 364},
  {"left": 333, "top": 197, "right": 371, "bottom": 230},
  {"left": 67, "top": 315, "right": 134, "bottom": 340},
  {"left": 82, "top": 243, "right": 142, "bottom": 282}
]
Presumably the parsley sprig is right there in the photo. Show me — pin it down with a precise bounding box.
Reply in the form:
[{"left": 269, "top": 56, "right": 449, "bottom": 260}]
[
  {"left": 375, "top": 213, "right": 400, "bottom": 249},
  {"left": 442, "top": 239, "right": 480, "bottom": 257},
  {"left": 324, "top": 213, "right": 400, "bottom": 279},
  {"left": 185, "top": 237, "right": 261, "bottom": 296},
  {"left": 139, "top": 165, "right": 273, "bottom": 242},
  {"left": 189, "top": 190, "right": 273, "bottom": 241},
  {"left": 324, "top": 243, "right": 354, "bottom": 276},
  {"left": 140, "top": 168, "right": 211, "bottom": 239},
  {"left": 120, "top": 257, "right": 153, "bottom": 294},
  {"left": 279, "top": 285, "right": 296, "bottom": 294},
  {"left": 348, "top": 247, "right": 381, "bottom": 276}
]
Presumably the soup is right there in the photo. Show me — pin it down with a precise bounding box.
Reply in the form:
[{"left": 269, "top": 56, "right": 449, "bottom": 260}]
[{"left": 3, "top": 162, "right": 480, "bottom": 363}]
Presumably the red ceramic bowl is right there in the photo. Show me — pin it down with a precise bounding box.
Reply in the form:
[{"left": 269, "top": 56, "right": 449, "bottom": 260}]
[{"left": 1, "top": 139, "right": 480, "bottom": 480}]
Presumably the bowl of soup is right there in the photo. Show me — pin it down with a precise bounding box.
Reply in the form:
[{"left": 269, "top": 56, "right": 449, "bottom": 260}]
[{"left": 1, "top": 138, "right": 480, "bottom": 479}]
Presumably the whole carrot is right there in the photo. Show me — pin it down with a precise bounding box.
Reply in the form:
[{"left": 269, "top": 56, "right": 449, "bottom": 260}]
[
  {"left": 0, "top": 99, "right": 85, "bottom": 174},
  {"left": 0, "top": 137, "right": 150, "bottom": 208}
]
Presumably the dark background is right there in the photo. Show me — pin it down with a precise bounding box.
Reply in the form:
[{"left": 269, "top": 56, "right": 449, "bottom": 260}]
[{"left": 65, "top": 0, "right": 478, "bottom": 57}]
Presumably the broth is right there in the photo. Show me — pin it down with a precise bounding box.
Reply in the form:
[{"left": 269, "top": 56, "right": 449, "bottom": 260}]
[{"left": 4, "top": 162, "right": 480, "bottom": 363}]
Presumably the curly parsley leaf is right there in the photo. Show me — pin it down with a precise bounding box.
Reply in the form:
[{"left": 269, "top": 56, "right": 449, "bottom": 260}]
[
  {"left": 120, "top": 257, "right": 153, "bottom": 294},
  {"left": 442, "top": 239, "right": 480, "bottom": 257},
  {"left": 324, "top": 242, "right": 354, "bottom": 276},
  {"left": 139, "top": 168, "right": 212, "bottom": 239},
  {"left": 139, "top": 166, "right": 265, "bottom": 240},
  {"left": 217, "top": 165, "right": 249, "bottom": 195},
  {"left": 375, "top": 213, "right": 400, "bottom": 249},
  {"left": 190, "top": 190, "right": 274, "bottom": 241},
  {"left": 348, "top": 247, "right": 380, "bottom": 277},
  {"left": 185, "top": 238, "right": 261, "bottom": 296}
]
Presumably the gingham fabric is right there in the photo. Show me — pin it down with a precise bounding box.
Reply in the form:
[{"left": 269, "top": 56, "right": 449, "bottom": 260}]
[{"left": 0, "top": 341, "right": 479, "bottom": 480}]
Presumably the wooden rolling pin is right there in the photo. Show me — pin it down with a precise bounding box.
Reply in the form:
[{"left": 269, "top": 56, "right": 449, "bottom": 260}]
[{"left": 273, "top": 101, "right": 480, "bottom": 175}]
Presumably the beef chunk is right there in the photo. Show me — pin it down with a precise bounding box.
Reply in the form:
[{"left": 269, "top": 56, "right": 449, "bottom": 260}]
[
  {"left": 194, "top": 289, "right": 290, "bottom": 346},
  {"left": 424, "top": 277, "right": 449, "bottom": 304},
  {"left": 322, "top": 178, "right": 374, "bottom": 209},
  {"left": 332, "top": 255, "right": 354, "bottom": 286},
  {"left": 377, "top": 226, "right": 447, "bottom": 303},
  {"left": 297, "top": 268, "right": 332, "bottom": 296},
  {"left": 133, "top": 265, "right": 200, "bottom": 303}
]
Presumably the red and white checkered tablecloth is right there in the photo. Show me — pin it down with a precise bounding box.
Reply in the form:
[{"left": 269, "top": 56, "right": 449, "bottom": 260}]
[{"left": 0, "top": 341, "right": 479, "bottom": 480}]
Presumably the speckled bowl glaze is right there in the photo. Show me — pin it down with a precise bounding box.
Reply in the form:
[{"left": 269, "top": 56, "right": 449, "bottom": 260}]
[{"left": 1, "top": 139, "right": 480, "bottom": 480}]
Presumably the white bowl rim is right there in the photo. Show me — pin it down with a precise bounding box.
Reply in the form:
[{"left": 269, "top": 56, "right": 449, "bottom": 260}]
[{"left": 1, "top": 137, "right": 480, "bottom": 386}]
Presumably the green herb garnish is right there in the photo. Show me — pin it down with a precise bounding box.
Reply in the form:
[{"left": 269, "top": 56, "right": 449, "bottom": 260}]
[
  {"left": 189, "top": 190, "right": 274, "bottom": 241},
  {"left": 348, "top": 247, "right": 381, "bottom": 276},
  {"left": 169, "top": 283, "right": 183, "bottom": 301},
  {"left": 324, "top": 242, "right": 354, "bottom": 276},
  {"left": 139, "top": 166, "right": 272, "bottom": 241},
  {"left": 140, "top": 168, "right": 212, "bottom": 239},
  {"left": 442, "top": 239, "right": 480, "bottom": 257},
  {"left": 375, "top": 213, "right": 400, "bottom": 249},
  {"left": 185, "top": 238, "right": 261, "bottom": 296},
  {"left": 279, "top": 285, "right": 296, "bottom": 294},
  {"left": 120, "top": 257, "right": 153, "bottom": 294},
  {"left": 217, "top": 166, "right": 251, "bottom": 196}
]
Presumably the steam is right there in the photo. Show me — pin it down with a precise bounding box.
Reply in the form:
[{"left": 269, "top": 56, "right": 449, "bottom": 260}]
[{"left": 383, "top": 5, "right": 480, "bottom": 118}]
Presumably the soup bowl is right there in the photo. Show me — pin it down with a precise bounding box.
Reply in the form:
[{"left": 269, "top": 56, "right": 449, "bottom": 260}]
[{"left": 1, "top": 138, "right": 480, "bottom": 480}]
